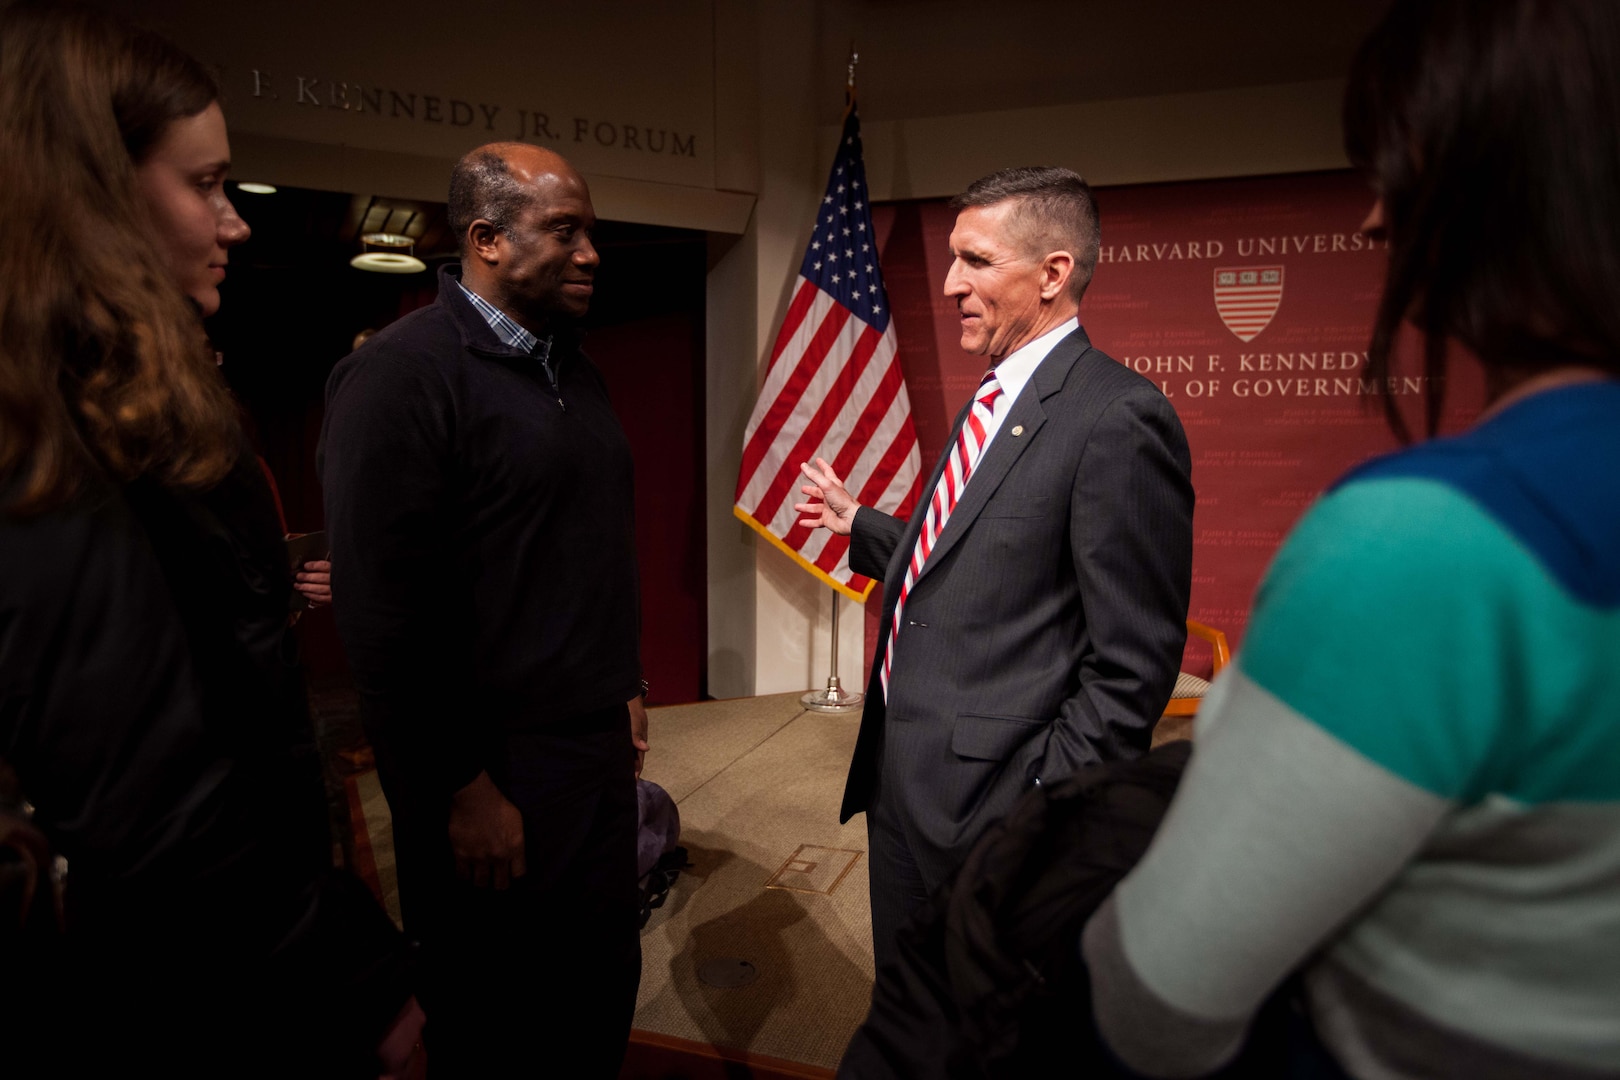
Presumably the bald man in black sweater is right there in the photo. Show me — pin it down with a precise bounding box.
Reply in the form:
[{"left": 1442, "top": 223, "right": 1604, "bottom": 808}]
[{"left": 321, "top": 144, "right": 646, "bottom": 1076}]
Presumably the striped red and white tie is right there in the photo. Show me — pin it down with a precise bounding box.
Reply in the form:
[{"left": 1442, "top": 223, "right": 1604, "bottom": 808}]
[{"left": 882, "top": 370, "right": 1003, "bottom": 699}]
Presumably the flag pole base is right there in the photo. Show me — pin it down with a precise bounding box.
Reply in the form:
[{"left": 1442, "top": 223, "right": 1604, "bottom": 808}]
[{"left": 801, "top": 675, "right": 864, "bottom": 713}]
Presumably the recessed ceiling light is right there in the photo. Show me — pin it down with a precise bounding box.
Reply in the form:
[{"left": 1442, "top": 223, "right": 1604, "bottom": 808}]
[
  {"left": 351, "top": 231, "right": 427, "bottom": 273},
  {"left": 350, "top": 252, "right": 428, "bottom": 273},
  {"left": 236, "top": 182, "right": 277, "bottom": 195}
]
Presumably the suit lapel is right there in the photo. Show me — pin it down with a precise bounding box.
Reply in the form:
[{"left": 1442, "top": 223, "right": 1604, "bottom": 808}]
[{"left": 912, "top": 327, "right": 1091, "bottom": 588}]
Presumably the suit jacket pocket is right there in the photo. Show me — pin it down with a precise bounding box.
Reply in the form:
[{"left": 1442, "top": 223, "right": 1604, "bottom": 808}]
[{"left": 950, "top": 712, "right": 1043, "bottom": 762}]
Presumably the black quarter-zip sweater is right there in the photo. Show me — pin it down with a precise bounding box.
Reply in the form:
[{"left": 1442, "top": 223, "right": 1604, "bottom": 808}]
[{"left": 320, "top": 265, "right": 641, "bottom": 804}]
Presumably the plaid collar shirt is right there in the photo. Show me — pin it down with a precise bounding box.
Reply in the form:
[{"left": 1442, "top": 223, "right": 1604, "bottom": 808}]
[{"left": 456, "top": 279, "right": 555, "bottom": 374}]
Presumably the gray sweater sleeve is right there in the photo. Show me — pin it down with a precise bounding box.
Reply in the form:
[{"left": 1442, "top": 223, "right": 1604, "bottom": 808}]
[{"left": 1081, "top": 667, "right": 1447, "bottom": 1077}]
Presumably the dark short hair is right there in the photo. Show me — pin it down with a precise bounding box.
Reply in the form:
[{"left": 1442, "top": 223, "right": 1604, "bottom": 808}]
[
  {"left": 447, "top": 148, "right": 529, "bottom": 253},
  {"left": 950, "top": 166, "right": 1101, "bottom": 301},
  {"left": 1344, "top": 0, "right": 1620, "bottom": 441}
]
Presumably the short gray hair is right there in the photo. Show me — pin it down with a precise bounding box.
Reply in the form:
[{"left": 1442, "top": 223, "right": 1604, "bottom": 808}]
[
  {"left": 448, "top": 147, "right": 529, "bottom": 252},
  {"left": 950, "top": 166, "right": 1100, "bottom": 300}
]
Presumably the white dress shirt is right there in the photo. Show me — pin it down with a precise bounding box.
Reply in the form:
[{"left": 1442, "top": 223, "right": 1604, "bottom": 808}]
[{"left": 977, "top": 316, "right": 1078, "bottom": 453}]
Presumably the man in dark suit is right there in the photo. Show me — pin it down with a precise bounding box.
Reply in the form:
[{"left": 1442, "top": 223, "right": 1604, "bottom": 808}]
[{"left": 797, "top": 166, "right": 1193, "bottom": 968}]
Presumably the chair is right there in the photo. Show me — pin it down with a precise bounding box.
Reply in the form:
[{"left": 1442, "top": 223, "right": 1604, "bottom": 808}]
[
  {"left": 1153, "top": 620, "right": 1231, "bottom": 746},
  {"left": 1162, "top": 619, "right": 1230, "bottom": 717}
]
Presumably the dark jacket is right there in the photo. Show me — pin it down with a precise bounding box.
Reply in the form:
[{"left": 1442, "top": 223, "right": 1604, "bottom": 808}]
[
  {"left": 842, "top": 327, "right": 1194, "bottom": 889},
  {"left": 0, "top": 451, "right": 411, "bottom": 1074},
  {"left": 837, "top": 742, "right": 1193, "bottom": 1080},
  {"left": 1, "top": 453, "right": 319, "bottom": 909},
  {"left": 320, "top": 266, "right": 642, "bottom": 805}
]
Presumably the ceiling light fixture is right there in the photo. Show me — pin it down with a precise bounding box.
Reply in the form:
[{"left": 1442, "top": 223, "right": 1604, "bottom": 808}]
[
  {"left": 350, "top": 231, "right": 427, "bottom": 274},
  {"left": 236, "top": 182, "right": 277, "bottom": 195}
]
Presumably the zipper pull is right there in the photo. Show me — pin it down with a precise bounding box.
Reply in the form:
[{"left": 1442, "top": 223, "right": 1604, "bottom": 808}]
[{"left": 546, "top": 369, "right": 565, "bottom": 411}]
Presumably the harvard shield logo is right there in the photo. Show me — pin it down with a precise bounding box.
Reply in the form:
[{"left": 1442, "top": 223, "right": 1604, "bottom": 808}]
[{"left": 1214, "top": 266, "right": 1284, "bottom": 342}]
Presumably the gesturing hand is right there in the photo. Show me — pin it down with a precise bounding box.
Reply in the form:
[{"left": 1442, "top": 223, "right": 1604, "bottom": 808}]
[
  {"left": 794, "top": 457, "right": 862, "bottom": 536},
  {"left": 448, "top": 771, "right": 526, "bottom": 889}
]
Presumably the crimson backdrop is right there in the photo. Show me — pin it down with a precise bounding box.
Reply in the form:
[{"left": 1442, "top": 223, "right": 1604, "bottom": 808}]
[{"left": 865, "top": 170, "right": 1484, "bottom": 679}]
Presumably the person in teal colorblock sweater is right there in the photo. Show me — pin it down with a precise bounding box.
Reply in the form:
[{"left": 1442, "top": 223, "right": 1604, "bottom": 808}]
[{"left": 1082, "top": 2, "right": 1620, "bottom": 1077}]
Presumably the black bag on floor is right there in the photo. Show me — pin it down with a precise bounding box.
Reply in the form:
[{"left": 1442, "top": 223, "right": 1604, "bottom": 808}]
[
  {"left": 636, "top": 778, "right": 686, "bottom": 928},
  {"left": 839, "top": 741, "right": 1192, "bottom": 1079}
]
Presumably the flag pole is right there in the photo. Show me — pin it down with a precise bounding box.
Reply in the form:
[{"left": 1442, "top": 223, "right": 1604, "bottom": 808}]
[
  {"left": 801, "top": 43, "right": 866, "bottom": 715},
  {"left": 801, "top": 587, "right": 864, "bottom": 712},
  {"left": 844, "top": 40, "right": 859, "bottom": 115}
]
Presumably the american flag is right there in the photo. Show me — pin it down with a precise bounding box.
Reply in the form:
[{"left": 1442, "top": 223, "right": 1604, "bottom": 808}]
[{"left": 733, "top": 109, "right": 922, "bottom": 601}]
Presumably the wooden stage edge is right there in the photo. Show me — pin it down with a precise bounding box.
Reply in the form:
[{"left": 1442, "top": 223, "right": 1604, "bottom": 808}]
[{"left": 622, "top": 1029, "right": 837, "bottom": 1080}]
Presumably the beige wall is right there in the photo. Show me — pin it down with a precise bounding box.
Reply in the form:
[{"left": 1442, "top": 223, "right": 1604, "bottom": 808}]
[
  {"left": 104, "top": 0, "right": 751, "bottom": 229},
  {"left": 706, "top": 1, "right": 869, "bottom": 699},
  {"left": 97, "top": 0, "right": 1365, "bottom": 700},
  {"left": 850, "top": 80, "right": 1350, "bottom": 200}
]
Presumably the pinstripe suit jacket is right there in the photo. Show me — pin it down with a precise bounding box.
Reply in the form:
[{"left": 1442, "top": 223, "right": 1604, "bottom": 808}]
[{"left": 840, "top": 325, "right": 1194, "bottom": 889}]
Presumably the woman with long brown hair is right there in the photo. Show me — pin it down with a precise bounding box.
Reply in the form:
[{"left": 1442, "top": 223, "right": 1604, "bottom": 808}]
[{"left": 0, "top": 4, "right": 414, "bottom": 1073}]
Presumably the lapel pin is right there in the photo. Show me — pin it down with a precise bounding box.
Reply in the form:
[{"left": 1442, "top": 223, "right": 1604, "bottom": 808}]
[{"left": 1011, "top": 425, "right": 1024, "bottom": 437}]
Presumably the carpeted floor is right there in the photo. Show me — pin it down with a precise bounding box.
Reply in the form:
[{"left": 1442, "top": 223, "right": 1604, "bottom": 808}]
[
  {"left": 634, "top": 693, "right": 874, "bottom": 1071},
  {"left": 336, "top": 691, "right": 1197, "bottom": 1073},
  {"left": 338, "top": 692, "right": 877, "bottom": 1070},
  {"left": 346, "top": 768, "right": 402, "bottom": 928}
]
